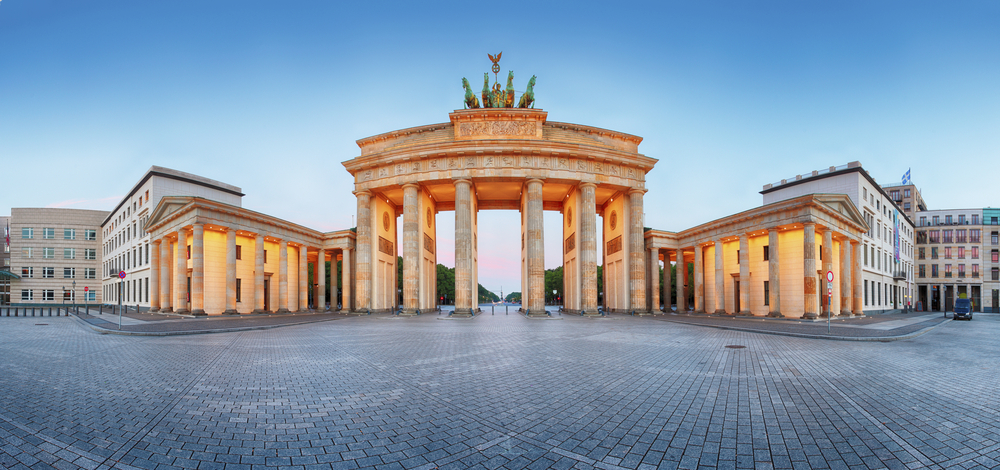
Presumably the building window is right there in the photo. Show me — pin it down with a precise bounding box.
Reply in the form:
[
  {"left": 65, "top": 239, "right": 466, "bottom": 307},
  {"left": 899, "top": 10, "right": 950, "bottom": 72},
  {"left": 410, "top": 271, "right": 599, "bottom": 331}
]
[
  {"left": 22, "top": 247, "right": 33, "bottom": 259},
  {"left": 64, "top": 228, "right": 76, "bottom": 240},
  {"left": 916, "top": 231, "right": 927, "bottom": 243},
  {"left": 932, "top": 216, "right": 939, "bottom": 225},
  {"left": 972, "top": 214, "right": 980, "bottom": 225},
  {"left": 21, "top": 267, "right": 33, "bottom": 278},
  {"left": 22, "top": 228, "right": 33, "bottom": 239},
  {"left": 957, "top": 230, "right": 967, "bottom": 243},
  {"left": 919, "top": 217, "right": 926, "bottom": 227},
  {"left": 85, "top": 229, "right": 97, "bottom": 241},
  {"left": 958, "top": 264, "right": 966, "bottom": 278},
  {"left": 993, "top": 268, "right": 999, "bottom": 281},
  {"left": 932, "top": 265, "right": 939, "bottom": 277},
  {"left": 992, "top": 250, "right": 999, "bottom": 263},
  {"left": 863, "top": 188, "right": 867, "bottom": 200},
  {"left": 877, "top": 283, "right": 881, "bottom": 306},
  {"left": 904, "top": 202, "right": 910, "bottom": 211},
  {"left": 85, "top": 249, "right": 96, "bottom": 260},
  {"left": 944, "top": 247, "right": 951, "bottom": 259},
  {"left": 42, "top": 228, "right": 54, "bottom": 239},
  {"left": 236, "top": 245, "right": 242, "bottom": 260},
  {"left": 763, "top": 281, "right": 769, "bottom": 306},
  {"left": 64, "top": 248, "right": 76, "bottom": 259},
  {"left": 919, "top": 265, "right": 925, "bottom": 278},
  {"left": 958, "top": 247, "right": 965, "bottom": 259},
  {"left": 864, "top": 280, "right": 868, "bottom": 305},
  {"left": 187, "top": 245, "right": 191, "bottom": 260},
  {"left": 42, "top": 267, "right": 54, "bottom": 278},
  {"left": 972, "top": 247, "right": 979, "bottom": 259},
  {"left": 21, "top": 289, "right": 33, "bottom": 301},
  {"left": 84, "top": 268, "right": 96, "bottom": 279},
  {"left": 87, "top": 291, "right": 96, "bottom": 301},
  {"left": 928, "top": 230, "right": 939, "bottom": 243},
  {"left": 236, "top": 279, "right": 242, "bottom": 303},
  {"left": 944, "top": 264, "right": 952, "bottom": 278},
  {"left": 42, "top": 290, "right": 54, "bottom": 301},
  {"left": 918, "top": 248, "right": 925, "bottom": 260},
  {"left": 943, "top": 230, "right": 953, "bottom": 243},
  {"left": 959, "top": 215, "right": 966, "bottom": 225},
  {"left": 972, "top": 229, "right": 981, "bottom": 243},
  {"left": 973, "top": 264, "right": 980, "bottom": 278},
  {"left": 993, "top": 232, "right": 999, "bottom": 245},
  {"left": 945, "top": 215, "right": 953, "bottom": 225},
  {"left": 42, "top": 247, "right": 54, "bottom": 259},
  {"left": 904, "top": 189, "right": 911, "bottom": 198},
  {"left": 64, "top": 268, "right": 75, "bottom": 279}
]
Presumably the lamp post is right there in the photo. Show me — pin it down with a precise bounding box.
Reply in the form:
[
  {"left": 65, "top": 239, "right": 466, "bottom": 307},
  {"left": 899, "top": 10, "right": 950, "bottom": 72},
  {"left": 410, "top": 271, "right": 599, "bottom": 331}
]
[
  {"left": 62, "top": 286, "right": 65, "bottom": 313},
  {"left": 72, "top": 280, "right": 76, "bottom": 314}
]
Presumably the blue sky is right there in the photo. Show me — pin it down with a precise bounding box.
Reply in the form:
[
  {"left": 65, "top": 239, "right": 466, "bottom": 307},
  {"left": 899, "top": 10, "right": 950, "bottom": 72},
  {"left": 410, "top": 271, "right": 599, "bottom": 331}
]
[{"left": 2, "top": 1, "right": 998, "bottom": 293}]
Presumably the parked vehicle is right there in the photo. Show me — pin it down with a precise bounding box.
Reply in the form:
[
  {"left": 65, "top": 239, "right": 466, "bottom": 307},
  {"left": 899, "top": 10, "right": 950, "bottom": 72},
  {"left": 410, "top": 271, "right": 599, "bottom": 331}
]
[{"left": 954, "top": 298, "right": 973, "bottom": 320}]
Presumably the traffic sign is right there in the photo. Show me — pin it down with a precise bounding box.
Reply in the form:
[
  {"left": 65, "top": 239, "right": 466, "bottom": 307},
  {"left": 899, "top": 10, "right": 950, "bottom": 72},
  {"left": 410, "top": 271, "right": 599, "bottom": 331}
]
[
  {"left": 84, "top": 286, "right": 89, "bottom": 291},
  {"left": 826, "top": 270, "right": 834, "bottom": 283},
  {"left": 828, "top": 288, "right": 833, "bottom": 296},
  {"left": 118, "top": 271, "right": 126, "bottom": 279},
  {"left": 827, "top": 281, "right": 833, "bottom": 290}
]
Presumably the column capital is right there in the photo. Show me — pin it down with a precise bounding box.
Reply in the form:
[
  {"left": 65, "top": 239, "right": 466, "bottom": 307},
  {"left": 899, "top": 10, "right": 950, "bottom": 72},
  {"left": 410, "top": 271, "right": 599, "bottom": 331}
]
[
  {"left": 578, "top": 181, "right": 598, "bottom": 190},
  {"left": 803, "top": 221, "right": 817, "bottom": 227},
  {"left": 353, "top": 189, "right": 372, "bottom": 197},
  {"left": 152, "top": 238, "right": 161, "bottom": 246},
  {"left": 627, "top": 188, "right": 647, "bottom": 196},
  {"left": 401, "top": 182, "right": 420, "bottom": 190},
  {"left": 525, "top": 178, "right": 545, "bottom": 185},
  {"left": 453, "top": 177, "right": 473, "bottom": 186}
]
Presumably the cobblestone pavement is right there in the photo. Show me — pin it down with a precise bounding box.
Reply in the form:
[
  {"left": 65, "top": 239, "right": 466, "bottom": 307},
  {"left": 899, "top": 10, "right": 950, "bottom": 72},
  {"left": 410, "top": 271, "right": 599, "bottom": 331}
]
[
  {"left": 1, "top": 312, "right": 998, "bottom": 470},
  {"left": 72, "top": 311, "right": 350, "bottom": 334},
  {"left": 651, "top": 312, "right": 951, "bottom": 339}
]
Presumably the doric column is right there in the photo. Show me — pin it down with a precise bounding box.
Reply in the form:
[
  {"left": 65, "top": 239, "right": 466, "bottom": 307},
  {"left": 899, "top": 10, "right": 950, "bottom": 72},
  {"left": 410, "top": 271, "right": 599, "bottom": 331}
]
[
  {"left": 298, "top": 245, "right": 308, "bottom": 312},
  {"left": 662, "top": 249, "right": 671, "bottom": 312},
  {"left": 342, "top": 248, "right": 352, "bottom": 311},
  {"left": 821, "top": 228, "right": 833, "bottom": 317},
  {"left": 693, "top": 243, "right": 704, "bottom": 313},
  {"left": 174, "top": 229, "right": 188, "bottom": 314},
  {"left": 714, "top": 240, "right": 725, "bottom": 314},
  {"left": 852, "top": 241, "right": 863, "bottom": 315},
  {"left": 402, "top": 183, "right": 420, "bottom": 314},
  {"left": 676, "top": 249, "right": 687, "bottom": 312},
  {"left": 739, "top": 234, "right": 750, "bottom": 315},
  {"left": 768, "top": 228, "right": 782, "bottom": 317},
  {"left": 159, "top": 238, "right": 172, "bottom": 312},
  {"left": 840, "top": 238, "right": 851, "bottom": 317},
  {"left": 277, "top": 239, "right": 289, "bottom": 313},
  {"left": 579, "top": 183, "right": 599, "bottom": 314},
  {"left": 628, "top": 189, "right": 646, "bottom": 313},
  {"left": 803, "top": 222, "right": 818, "bottom": 319},
  {"left": 224, "top": 228, "right": 237, "bottom": 314},
  {"left": 190, "top": 223, "right": 205, "bottom": 315},
  {"left": 254, "top": 234, "right": 265, "bottom": 313},
  {"left": 149, "top": 239, "right": 160, "bottom": 312},
  {"left": 317, "top": 249, "right": 326, "bottom": 311},
  {"left": 354, "top": 190, "right": 372, "bottom": 312},
  {"left": 454, "top": 179, "right": 475, "bottom": 315},
  {"left": 648, "top": 248, "right": 660, "bottom": 312},
  {"left": 525, "top": 179, "right": 546, "bottom": 316}
]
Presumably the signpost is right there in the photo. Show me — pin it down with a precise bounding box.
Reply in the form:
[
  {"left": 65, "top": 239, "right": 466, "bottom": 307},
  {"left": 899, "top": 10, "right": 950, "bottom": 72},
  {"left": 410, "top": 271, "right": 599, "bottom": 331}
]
[
  {"left": 826, "top": 271, "right": 834, "bottom": 334},
  {"left": 84, "top": 286, "right": 89, "bottom": 314},
  {"left": 118, "top": 270, "right": 126, "bottom": 330}
]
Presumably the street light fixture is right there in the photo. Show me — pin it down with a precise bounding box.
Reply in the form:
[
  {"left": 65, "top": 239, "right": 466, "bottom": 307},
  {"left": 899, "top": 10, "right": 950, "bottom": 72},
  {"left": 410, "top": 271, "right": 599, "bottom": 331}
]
[{"left": 72, "top": 280, "right": 76, "bottom": 313}]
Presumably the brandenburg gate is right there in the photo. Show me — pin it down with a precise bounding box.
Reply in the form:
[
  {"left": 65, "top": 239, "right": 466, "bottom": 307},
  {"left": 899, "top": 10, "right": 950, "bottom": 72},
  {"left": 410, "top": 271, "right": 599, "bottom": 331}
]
[{"left": 342, "top": 108, "right": 658, "bottom": 316}]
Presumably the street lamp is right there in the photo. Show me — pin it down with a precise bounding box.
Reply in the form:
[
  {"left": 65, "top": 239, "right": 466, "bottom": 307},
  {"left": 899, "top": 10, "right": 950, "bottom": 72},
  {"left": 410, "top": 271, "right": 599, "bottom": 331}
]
[{"left": 72, "top": 280, "right": 76, "bottom": 313}]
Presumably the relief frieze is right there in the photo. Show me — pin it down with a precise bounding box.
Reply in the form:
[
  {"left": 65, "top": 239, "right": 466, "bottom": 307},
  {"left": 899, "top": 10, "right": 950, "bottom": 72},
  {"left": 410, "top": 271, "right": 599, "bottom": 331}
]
[
  {"left": 458, "top": 121, "right": 536, "bottom": 137},
  {"left": 378, "top": 236, "right": 394, "bottom": 255},
  {"left": 607, "top": 235, "right": 623, "bottom": 256}
]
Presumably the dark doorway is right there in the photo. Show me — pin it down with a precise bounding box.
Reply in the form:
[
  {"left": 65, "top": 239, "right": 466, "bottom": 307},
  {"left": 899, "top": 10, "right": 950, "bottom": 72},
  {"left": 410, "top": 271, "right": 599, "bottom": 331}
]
[
  {"left": 993, "top": 289, "right": 999, "bottom": 314},
  {"left": 734, "top": 280, "right": 740, "bottom": 313},
  {"left": 945, "top": 285, "right": 953, "bottom": 312},
  {"left": 972, "top": 286, "right": 981, "bottom": 312},
  {"left": 264, "top": 278, "right": 270, "bottom": 311}
]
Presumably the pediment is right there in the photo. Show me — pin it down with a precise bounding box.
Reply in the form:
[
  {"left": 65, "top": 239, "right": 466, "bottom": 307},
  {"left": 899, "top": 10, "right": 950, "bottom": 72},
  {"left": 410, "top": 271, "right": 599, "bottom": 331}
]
[
  {"left": 146, "top": 196, "right": 195, "bottom": 230},
  {"left": 814, "top": 194, "right": 868, "bottom": 232}
]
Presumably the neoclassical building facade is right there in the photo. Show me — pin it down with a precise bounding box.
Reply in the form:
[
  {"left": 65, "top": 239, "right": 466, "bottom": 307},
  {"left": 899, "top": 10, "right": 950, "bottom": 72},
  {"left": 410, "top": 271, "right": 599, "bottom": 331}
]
[{"left": 342, "top": 108, "right": 657, "bottom": 316}]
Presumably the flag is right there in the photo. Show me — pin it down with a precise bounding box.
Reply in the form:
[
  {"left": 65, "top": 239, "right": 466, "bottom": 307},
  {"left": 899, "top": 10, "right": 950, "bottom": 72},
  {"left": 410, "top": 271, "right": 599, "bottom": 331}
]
[{"left": 902, "top": 168, "right": 911, "bottom": 185}]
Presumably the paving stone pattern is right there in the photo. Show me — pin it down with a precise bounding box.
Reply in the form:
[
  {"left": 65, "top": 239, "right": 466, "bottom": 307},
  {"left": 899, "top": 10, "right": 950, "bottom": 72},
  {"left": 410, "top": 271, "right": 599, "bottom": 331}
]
[{"left": 1, "top": 313, "right": 998, "bottom": 470}]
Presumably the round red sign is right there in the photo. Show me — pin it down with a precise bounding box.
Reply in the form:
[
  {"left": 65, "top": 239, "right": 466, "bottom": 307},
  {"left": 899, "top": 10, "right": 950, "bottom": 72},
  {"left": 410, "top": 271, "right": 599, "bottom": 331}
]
[{"left": 119, "top": 271, "right": 126, "bottom": 279}]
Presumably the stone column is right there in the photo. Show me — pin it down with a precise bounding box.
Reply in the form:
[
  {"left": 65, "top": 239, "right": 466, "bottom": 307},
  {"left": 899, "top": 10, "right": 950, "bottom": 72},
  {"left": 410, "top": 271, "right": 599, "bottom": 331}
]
[
  {"left": 939, "top": 284, "right": 946, "bottom": 312},
  {"left": 454, "top": 179, "right": 475, "bottom": 315},
  {"left": 402, "top": 183, "right": 420, "bottom": 314},
  {"left": 768, "top": 229, "right": 782, "bottom": 317},
  {"left": 254, "top": 234, "right": 265, "bottom": 313},
  {"left": 579, "top": 183, "right": 599, "bottom": 315},
  {"left": 694, "top": 244, "right": 704, "bottom": 313},
  {"left": 648, "top": 248, "right": 660, "bottom": 312},
  {"left": 277, "top": 239, "right": 289, "bottom": 313},
  {"left": 525, "top": 179, "right": 546, "bottom": 316},
  {"left": 676, "top": 249, "right": 687, "bottom": 312},
  {"left": 739, "top": 234, "right": 750, "bottom": 315},
  {"left": 342, "top": 248, "right": 352, "bottom": 311},
  {"left": 149, "top": 239, "right": 160, "bottom": 312},
  {"left": 317, "top": 249, "right": 326, "bottom": 311},
  {"left": 160, "top": 238, "right": 172, "bottom": 312},
  {"left": 714, "top": 240, "right": 725, "bottom": 314},
  {"left": 840, "top": 238, "right": 851, "bottom": 317},
  {"left": 821, "top": 228, "right": 833, "bottom": 317},
  {"left": 662, "top": 249, "right": 671, "bottom": 312},
  {"left": 224, "top": 228, "right": 237, "bottom": 314},
  {"left": 354, "top": 190, "right": 372, "bottom": 313},
  {"left": 174, "top": 229, "right": 189, "bottom": 314},
  {"left": 298, "top": 245, "right": 308, "bottom": 312},
  {"left": 628, "top": 189, "right": 647, "bottom": 313},
  {"left": 803, "top": 223, "right": 818, "bottom": 319},
  {"left": 190, "top": 223, "right": 205, "bottom": 315},
  {"left": 852, "top": 241, "right": 863, "bottom": 316}
]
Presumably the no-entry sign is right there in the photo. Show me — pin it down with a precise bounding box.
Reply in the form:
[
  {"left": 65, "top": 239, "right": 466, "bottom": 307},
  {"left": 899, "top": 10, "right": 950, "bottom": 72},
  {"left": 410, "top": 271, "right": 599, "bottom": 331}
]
[{"left": 826, "top": 270, "right": 834, "bottom": 283}]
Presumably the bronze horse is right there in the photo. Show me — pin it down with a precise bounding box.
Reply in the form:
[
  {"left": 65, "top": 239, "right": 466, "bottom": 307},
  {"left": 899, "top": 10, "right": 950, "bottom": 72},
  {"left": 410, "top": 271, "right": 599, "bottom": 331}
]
[
  {"left": 482, "top": 73, "right": 493, "bottom": 108},
  {"left": 517, "top": 75, "right": 536, "bottom": 108},
  {"left": 504, "top": 71, "right": 515, "bottom": 108},
  {"left": 462, "top": 77, "right": 480, "bottom": 109}
]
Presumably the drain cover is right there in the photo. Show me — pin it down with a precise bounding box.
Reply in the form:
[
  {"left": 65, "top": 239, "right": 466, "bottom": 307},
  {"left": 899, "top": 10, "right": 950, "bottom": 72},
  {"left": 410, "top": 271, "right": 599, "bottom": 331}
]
[{"left": 725, "top": 345, "right": 746, "bottom": 349}]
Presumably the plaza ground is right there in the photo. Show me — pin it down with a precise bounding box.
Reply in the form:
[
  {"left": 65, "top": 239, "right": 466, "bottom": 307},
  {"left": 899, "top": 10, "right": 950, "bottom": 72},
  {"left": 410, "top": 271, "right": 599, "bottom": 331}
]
[{"left": 1, "top": 312, "right": 998, "bottom": 469}]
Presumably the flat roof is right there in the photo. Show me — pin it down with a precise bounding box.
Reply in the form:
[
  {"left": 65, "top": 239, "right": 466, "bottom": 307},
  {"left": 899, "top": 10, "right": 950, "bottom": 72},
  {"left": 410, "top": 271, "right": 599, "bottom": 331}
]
[{"left": 101, "top": 166, "right": 244, "bottom": 227}]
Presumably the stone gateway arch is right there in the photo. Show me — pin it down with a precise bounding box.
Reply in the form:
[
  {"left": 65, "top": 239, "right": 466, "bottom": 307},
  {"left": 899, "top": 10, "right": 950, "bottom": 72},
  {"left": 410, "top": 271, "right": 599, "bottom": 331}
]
[{"left": 343, "top": 108, "right": 658, "bottom": 316}]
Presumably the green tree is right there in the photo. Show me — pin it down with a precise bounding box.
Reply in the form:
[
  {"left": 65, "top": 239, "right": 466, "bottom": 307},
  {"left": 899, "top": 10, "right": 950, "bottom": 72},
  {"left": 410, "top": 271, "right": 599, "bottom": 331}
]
[
  {"left": 436, "top": 264, "right": 455, "bottom": 304},
  {"left": 478, "top": 285, "right": 499, "bottom": 303},
  {"left": 544, "top": 266, "right": 563, "bottom": 304},
  {"left": 505, "top": 292, "right": 521, "bottom": 303}
]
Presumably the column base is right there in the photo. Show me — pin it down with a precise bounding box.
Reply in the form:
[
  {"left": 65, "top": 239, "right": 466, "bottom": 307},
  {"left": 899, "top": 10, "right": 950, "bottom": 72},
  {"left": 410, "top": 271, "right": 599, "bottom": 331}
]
[
  {"left": 713, "top": 309, "right": 728, "bottom": 316},
  {"left": 838, "top": 311, "right": 852, "bottom": 317},
  {"left": 222, "top": 309, "right": 239, "bottom": 315},
  {"left": 738, "top": 310, "right": 752, "bottom": 316},
  {"left": 190, "top": 309, "right": 207, "bottom": 316},
  {"left": 580, "top": 309, "right": 601, "bottom": 316},
  {"left": 275, "top": 308, "right": 290, "bottom": 314},
  {"left": 160, "top": 307, "right": 172, "bottom": 313},
  {"left": 451, "top": 308, "right": 475, "bottom": 317},
  {"left": 251, "top": 309, "right": 267, "bottom": 314},
  {"left": 852, "top": 312, "right": 866, "bottom": 318},
  {"left": 802, "top": 312, "right": 818, "bottom": 320},
  {"left": 174, "top": 308, "right": 189, "bottom": 314},
  {"left": 296, "top": 309, "right": 310, "bottom": 314},
  {"left": 399, "top": 309, "right": 420, "bottom": 316},
  {"left": 524, "top": 309, "right": 549, "bottom": 317},
  {"left": 148, "top": 307, "right": 160, "bottom": 313},
  {"left": 767, "top": 311, "right": 784, "bottom": 318}
]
